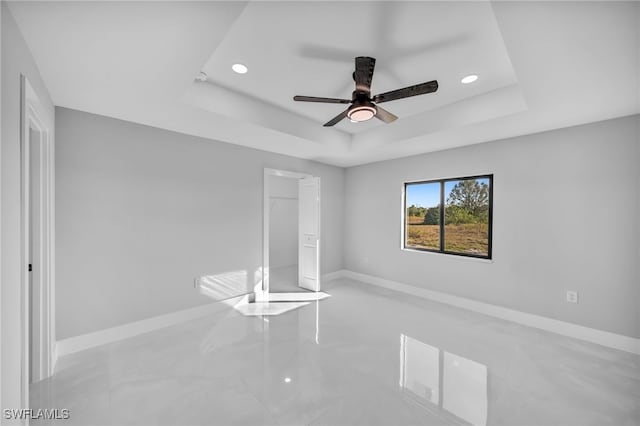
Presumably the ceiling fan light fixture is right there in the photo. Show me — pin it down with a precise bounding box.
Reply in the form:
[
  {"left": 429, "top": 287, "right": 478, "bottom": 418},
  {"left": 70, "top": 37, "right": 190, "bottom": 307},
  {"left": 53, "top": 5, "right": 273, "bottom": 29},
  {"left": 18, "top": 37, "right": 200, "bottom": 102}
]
[{"left": 347, "top": 105, "right": 376, "bottom": 122}]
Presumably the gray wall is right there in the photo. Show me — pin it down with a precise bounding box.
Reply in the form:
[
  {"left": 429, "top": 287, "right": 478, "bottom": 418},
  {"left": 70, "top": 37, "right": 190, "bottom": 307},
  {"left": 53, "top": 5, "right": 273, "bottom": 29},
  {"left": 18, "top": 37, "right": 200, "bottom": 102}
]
[
  {"left": 1, "top": 2, "right": 56, "bottom": 413},
  {"left": 344, "top": 115, "right": 640, "bottom": 339},
  {"left": 55, "top": 107, "right": 344, "bottom": 340}
]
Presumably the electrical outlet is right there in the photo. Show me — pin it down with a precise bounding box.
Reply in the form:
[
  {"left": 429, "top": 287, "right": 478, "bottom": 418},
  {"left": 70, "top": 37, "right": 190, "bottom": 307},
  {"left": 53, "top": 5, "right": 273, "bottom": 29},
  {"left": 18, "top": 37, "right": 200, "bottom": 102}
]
[{"left": 566, "top": 290, "right": 579, "bottom": 304}]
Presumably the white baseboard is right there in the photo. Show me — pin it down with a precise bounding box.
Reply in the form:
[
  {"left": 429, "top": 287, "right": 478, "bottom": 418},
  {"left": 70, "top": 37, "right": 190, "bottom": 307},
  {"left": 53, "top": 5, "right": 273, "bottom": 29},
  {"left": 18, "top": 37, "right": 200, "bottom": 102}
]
[
  {"left": 338, "top": 270, "right": 640, "bottom": 355},
  {"left": 56, "top": 272, "right": 350, "bottom": 358},
  {"left": 56, "top": 295, "right": 247, "bottom": 358},
  {"left": 56, "top": 270, "right": 639, "bottom": 358},
  {"left": 322, "top": 269, "right": 349, "bottom": 282}
]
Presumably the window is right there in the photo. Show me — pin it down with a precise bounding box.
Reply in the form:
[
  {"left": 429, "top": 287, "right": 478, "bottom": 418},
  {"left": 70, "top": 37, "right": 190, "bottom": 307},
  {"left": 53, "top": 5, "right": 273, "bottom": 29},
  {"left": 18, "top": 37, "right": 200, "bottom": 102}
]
[{"left": 404, "top": 175, "right": 492, "bottom": 259}]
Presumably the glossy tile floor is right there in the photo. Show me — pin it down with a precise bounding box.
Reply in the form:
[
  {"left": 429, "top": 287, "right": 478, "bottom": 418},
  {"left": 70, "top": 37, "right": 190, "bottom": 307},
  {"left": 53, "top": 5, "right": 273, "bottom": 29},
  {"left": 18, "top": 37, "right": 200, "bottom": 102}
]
[
  {"left": 269, "top": 265, "right": 306, "bottom": 293},
  {"left": 32, "top": 279, "right": 640, "bottom": 425}
]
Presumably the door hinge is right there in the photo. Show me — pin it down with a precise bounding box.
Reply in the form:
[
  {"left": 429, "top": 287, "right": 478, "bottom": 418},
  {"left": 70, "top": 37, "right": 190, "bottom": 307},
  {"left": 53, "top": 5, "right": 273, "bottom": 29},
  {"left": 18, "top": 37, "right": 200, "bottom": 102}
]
[{"left": 28, "top": 264, "right": 32, "bottom": 272}]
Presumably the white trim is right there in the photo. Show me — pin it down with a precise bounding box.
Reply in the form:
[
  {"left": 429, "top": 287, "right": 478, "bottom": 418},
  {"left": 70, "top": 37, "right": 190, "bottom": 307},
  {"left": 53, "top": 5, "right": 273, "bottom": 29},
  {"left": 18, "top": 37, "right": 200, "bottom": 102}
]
[
  {"left": 0, "top": 2, "right": 3, "bottom": 415},
  {"left": 20, "top": 75, "right": 55, "bottom": 405},
  {"left": 54, "top": 269, "right": 639, "bottom": 360},
  {"left": 401, "top": 247, "right": 494, "bottom": 263},
  {"left": 339, "top": 270, "right": 640, "bottom": 355},
  {"left": 262, "top": 168, "right": 314, "bottom": 295},
  {"left": 321, "top": 270, "right": 348, "bottom": 282},
  {"left": 264, "top": 168, "right": 312, "bottom": 180},
  {"left": 56, "top": 296, "right": 247, "bottom": 358},
  {"left": 19, "top": 75, "right": 29, "bottom": 407}
]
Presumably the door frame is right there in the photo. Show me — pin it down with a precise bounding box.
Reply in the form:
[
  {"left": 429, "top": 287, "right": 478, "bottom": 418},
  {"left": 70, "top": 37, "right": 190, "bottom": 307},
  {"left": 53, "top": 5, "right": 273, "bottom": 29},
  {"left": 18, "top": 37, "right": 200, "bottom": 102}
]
[
  {"left": 20, "top": 74, "right": 55, "bottom": 403},
  {"left": 262, "top": 168, "right": 314, "bottom": 297}
]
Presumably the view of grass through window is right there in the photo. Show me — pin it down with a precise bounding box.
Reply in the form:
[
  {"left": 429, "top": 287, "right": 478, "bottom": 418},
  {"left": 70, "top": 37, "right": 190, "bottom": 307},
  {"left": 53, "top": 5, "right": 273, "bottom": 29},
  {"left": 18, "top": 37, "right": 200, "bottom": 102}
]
[{"left": 405, "top": 176, "right": 492, "bottom": 258}]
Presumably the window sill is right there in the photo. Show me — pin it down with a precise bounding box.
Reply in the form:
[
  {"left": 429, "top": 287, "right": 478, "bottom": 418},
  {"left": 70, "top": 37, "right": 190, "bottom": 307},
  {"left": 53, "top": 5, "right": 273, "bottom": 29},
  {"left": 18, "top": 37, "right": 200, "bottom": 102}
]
[{"left": 401, "top": 247, "right": 494, "bottom": 264}]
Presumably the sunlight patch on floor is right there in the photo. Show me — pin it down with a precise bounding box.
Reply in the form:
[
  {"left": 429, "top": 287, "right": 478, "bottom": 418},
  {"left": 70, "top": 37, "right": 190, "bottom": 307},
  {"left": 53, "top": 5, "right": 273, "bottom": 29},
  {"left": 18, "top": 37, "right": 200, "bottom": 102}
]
[
  {"left": 233, "top": 301, "right": 310, "bottom": 316},
  {"left": 265, "top": 291, "right": 330, "bottom": 302}
]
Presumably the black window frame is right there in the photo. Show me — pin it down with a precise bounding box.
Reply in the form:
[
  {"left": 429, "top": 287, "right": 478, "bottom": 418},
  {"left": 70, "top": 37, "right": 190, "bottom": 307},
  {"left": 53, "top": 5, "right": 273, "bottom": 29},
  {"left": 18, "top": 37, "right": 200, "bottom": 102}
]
[{"left": 403, "top": 174, "right": 493, "bottom": 260}]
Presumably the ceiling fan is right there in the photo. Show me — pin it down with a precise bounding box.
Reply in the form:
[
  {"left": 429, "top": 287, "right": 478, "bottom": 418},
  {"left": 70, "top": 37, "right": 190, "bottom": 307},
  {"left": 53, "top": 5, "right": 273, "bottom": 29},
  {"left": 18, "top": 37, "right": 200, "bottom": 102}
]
[{"left": 293, "top": 56, "right": 438, "bottom": 127}]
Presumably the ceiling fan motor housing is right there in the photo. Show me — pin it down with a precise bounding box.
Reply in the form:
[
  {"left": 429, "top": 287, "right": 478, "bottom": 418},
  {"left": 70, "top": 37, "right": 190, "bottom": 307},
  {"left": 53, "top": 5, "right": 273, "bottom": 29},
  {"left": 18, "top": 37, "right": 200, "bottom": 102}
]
[{"left": 352, "top": 90, "right": 371, "bottom": 101}]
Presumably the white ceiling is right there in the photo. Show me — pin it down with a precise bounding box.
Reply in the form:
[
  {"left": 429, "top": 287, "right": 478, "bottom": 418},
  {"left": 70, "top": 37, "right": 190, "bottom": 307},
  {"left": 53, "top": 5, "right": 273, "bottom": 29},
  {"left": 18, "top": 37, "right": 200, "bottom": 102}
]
[
  {"left": 8, "top": 1, "right": 639, "bottom": 167},
  {"left": 194, "top": 1, "right": 518, "bottom": 134}
]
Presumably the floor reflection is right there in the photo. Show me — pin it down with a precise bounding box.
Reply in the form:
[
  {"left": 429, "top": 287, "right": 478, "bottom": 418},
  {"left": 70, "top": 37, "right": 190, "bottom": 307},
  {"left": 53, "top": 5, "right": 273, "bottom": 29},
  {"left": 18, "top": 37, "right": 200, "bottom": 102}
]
[
  {"left": 400, "top": 334, "right": 488, "bottom": 425},
  {"left": 30, "top": 279, "right": 639, "bottom": 425}
]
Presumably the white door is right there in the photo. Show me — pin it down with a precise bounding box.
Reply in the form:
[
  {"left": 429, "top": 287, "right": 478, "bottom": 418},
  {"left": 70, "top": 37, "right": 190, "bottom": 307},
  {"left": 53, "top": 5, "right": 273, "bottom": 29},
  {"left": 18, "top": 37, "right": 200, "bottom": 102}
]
[{"left": 298, "top": 177, "right": 320, "bottom": 291}]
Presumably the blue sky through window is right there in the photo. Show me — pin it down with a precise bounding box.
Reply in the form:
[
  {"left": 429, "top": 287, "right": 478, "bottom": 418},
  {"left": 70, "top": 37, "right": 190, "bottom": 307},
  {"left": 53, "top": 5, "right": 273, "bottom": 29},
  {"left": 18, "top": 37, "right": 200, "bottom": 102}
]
[
  {"left": 406, "top": 182, "right": 439, "bottom": 208},
  {"left": 407, "top": 178, "right": 490, "bottom": 208}
]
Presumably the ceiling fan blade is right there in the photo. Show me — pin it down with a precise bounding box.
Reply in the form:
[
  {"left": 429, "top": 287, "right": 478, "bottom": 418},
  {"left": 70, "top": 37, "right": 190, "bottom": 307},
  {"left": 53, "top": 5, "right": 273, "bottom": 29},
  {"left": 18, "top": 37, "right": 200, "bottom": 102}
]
[
  {"left": 354, "top": 56, "right": 376, "bottom": 93},
  {"left": 294, "top": 96, "right": 351, "bottom": 104},
  {"left": 374, "top": 105, "right": 398, "bottom": 123},
  {"left": 373, "top": 80, "right": 438, "bottom": 104},
  {"left": 323, "top": 109, "right": 349, "bottom": 127}
]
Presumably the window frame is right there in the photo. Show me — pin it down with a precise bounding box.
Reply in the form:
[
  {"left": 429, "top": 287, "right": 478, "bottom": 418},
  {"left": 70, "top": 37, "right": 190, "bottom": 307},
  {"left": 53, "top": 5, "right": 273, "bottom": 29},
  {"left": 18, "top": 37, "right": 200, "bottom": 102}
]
[{"left": 403, "top": 174, "right": 493, "bottom": 260}]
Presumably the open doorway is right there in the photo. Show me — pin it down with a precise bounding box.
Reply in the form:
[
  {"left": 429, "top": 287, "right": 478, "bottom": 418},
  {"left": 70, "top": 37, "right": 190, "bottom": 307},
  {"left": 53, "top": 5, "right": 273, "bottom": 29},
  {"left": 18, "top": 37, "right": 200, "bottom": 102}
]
[
  {"left": 268, "top": 175, "right": 299, "bottom": 292},
  {"left": 262, "top": 169, "right": 321, "bottom": 295},
  {"left": 20, "top": 75, "right": 55, "bottom": 405}
]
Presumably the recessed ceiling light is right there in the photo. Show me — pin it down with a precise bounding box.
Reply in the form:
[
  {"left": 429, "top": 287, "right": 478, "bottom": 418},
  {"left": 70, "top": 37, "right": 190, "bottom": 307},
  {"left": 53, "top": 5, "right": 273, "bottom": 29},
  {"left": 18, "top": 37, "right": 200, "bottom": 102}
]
[
  {"left": 461, "top": 74, "right": 478, "bottom": 84},
  {"left": 284, "top": 377, "right": 292, "bottom": 383},
  {"left": 232, "top": 63, "right": 248, "bottom": 74}
]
